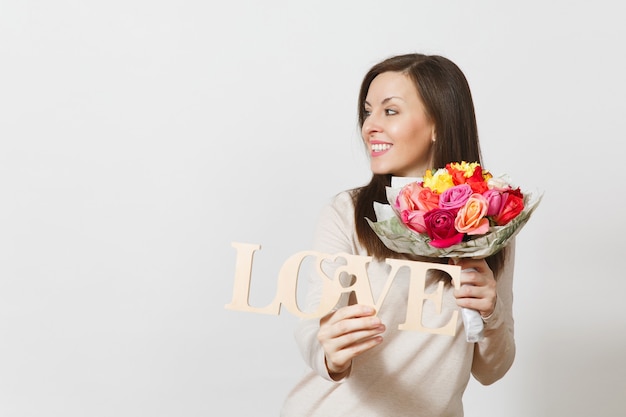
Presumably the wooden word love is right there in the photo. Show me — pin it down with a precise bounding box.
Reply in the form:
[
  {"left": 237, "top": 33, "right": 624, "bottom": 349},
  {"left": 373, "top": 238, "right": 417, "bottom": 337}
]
[{"left": 225, "top": 242, "right": 462, "bottom": 336}]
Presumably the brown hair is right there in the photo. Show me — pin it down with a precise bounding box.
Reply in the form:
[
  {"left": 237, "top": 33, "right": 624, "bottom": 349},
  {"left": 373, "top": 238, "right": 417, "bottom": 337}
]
[{"left": 352, "top": 53, "right": 506, "bottom": 276}]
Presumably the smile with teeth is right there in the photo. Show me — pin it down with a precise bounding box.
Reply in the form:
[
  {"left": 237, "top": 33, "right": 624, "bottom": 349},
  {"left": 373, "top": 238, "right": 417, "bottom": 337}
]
[{"left": 372, "top": 143, "right": 392, "bottom": 152}]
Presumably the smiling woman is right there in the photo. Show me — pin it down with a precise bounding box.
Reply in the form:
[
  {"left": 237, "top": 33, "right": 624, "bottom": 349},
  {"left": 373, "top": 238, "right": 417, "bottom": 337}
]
[
  {"left": 362, "top": 71, "right": 436, "bottom": 178},
  {"left": 279, "top": 53, "right": 514, "bottom": 417},
  {"left": 2, "top": 1, "right": 624, "bottom": 416}
]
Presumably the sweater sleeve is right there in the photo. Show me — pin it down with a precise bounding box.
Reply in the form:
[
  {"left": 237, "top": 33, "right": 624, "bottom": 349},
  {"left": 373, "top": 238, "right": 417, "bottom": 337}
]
[
  {"left": 293, "top": 192, "right": 358, "bottom": 382},
  {"left": 471, "top": 240, "right": 517, "bottom": 385}
]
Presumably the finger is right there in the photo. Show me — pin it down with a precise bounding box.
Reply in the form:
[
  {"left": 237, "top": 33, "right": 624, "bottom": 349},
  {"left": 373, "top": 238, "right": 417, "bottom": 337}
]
[
  {"left": 454, "top": 286, "right": 497, "bottom": 315},
  {"left": 325, "top": 332, "right": 385, "bottom": 373},
  {"left": 455, "top": 296, "right": 495, "bottom": 315},
  {"left": 460, "top": 268, "right": 496, "bottom": 288},
  {"left": 319, "top": 304, "right": 372, "bottom": 327},
  {"left": 320, "top": 314, "right": 383, "bottom": 343},
  {"left": 454, "top": 284, "right": 477, "bottom": 299},
  {"left": 331, "top": 323, "right": 386, "bottom": 348},
  {"left": 458, "top": 269, "right": 478, "bottom": 286},
  {"left": 326, "top": 304, "right": 377, "bottom": 325},
  {"left": 337, "top": 333, "right": 384, "bottom": 358},
  {"left": 454, "top": 282, "right": 495, "bottom": 299}
]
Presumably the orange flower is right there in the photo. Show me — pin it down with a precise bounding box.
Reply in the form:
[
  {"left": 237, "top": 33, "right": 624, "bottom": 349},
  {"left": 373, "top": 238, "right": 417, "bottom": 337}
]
[{"left": 455, "top": 193, "right": 490, "bottom": 235}]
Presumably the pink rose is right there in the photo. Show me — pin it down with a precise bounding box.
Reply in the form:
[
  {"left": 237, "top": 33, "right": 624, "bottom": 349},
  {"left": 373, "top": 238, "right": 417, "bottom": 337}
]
[
  {"left": 424, "top": 209, "right": 464, "bottom": 248},
  {"left": 401, "top": 209, "right": 427, "bottom": 233},
  {"left": 455, "top": 193, "right": 490, "bottom": 235},
  {"left": 416, "top": 187, "right": 440, "bottom": 211},
  {"left": 439, "top": 184, "right": 473, "bottom": 212},
  {"left": 396, "top": 183, "right": 430, "bottom": 233},
  {"left": 395, "top": 182, "right": 421, "bottom": 212},
  {"left": 482, "top": 189, "right": 506, "bottom": 216},
  {"left": 395, "top": 182, "right": 439, "bottom": 213}
]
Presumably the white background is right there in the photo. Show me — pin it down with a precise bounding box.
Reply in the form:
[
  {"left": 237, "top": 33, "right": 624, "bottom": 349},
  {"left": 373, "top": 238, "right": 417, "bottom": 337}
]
[{"left": 1, "top": 1, "right": 625, "bottom": 416}]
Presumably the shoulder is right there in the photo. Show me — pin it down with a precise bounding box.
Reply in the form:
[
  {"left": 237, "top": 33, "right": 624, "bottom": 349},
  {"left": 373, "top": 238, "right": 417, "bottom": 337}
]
[
  {"left": 317, "top": 189, "right": 358, "bottom": 224},
  {"left": 312, "top": 189, "right": 360, "bottom": 253},
  {"left": 328, "top": 189, "right": 356, "bottom": 210}
]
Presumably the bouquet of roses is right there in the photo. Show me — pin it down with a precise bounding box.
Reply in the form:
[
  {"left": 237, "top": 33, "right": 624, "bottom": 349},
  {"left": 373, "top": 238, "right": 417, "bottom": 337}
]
[
  {"left": 367, "top": 161, "right": 542, "bottom": 258},
  {"left": 367, "top": 161, "right": 542, "bottom": 342}
]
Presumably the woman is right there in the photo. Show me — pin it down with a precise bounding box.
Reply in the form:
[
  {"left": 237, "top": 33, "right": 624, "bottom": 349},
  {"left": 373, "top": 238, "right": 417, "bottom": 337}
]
[{"left": 280, "top": 53, "right": 515, "bottom": 417}]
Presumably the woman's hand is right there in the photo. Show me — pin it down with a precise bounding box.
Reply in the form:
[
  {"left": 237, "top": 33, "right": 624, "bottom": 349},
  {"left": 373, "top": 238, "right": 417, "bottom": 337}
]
[
  {"left": 317, "top": 304, "right": 385, "bottom": 380},
  {"left": 452, "top": 258, "right": 497, "bottom": 318}
]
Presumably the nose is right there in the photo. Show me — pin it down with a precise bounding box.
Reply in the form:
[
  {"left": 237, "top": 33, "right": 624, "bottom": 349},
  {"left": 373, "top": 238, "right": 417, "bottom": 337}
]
[{"left": 362, "top": 112, "right": 382, "bottom": 137}]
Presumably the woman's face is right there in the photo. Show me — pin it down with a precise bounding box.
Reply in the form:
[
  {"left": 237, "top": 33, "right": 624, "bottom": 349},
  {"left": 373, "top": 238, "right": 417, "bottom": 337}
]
[{"left": 362, "top": 71, "right": 435, "bottom": 178}]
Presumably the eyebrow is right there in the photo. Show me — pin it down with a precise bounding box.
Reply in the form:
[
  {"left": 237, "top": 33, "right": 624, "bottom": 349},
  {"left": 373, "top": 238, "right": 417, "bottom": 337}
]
[{"left": 364, "top": 96, "right": 404, "bottom": 106}]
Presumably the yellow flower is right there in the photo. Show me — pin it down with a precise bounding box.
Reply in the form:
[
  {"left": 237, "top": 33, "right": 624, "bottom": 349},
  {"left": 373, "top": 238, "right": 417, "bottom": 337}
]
[
  {"left": 449, "top": 161, "right": 480, "bottom": 178},
  {"left": 423, "top": 168, "right": 454, "bottom": 193}
]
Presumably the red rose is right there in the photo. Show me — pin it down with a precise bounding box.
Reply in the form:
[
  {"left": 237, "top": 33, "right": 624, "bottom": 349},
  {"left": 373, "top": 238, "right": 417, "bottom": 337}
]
[
  {"left": 448, "top": 164, "right": 489, "bottom": 193},
  {"left": 467, "top": 179, "right": 489, "bottom": 194},
  {"left": 450, "top": 169, "right": 467, "bottom": 186},
  {"left": 424, "top": 209, "right": 464, "bottom": 248},
  {"left": 493, "top": 193, "right": 525, "bottom": 225},
  {"left": 508, "top": 186, "right": 524, "bottom": 199}
]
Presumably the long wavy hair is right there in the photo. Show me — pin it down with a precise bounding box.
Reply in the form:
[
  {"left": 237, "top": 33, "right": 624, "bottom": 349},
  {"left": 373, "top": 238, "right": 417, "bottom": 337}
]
[{"left": 352, "top": 53, "right": 506, "bottom": 276}]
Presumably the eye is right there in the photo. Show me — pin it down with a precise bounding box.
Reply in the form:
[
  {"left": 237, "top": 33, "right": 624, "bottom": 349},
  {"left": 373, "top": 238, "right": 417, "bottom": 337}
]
[
  {"left": 385, "top": 108, "right": 398, "bottom": 116},
  {"left": 363, "top": 108, "right": 372, "bottom": 117}
]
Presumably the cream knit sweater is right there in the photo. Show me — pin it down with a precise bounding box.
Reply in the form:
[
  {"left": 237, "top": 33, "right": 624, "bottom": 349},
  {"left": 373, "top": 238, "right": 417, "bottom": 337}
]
[{"left": 280, "top": 191, "right": 515, "bottom": 417}]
